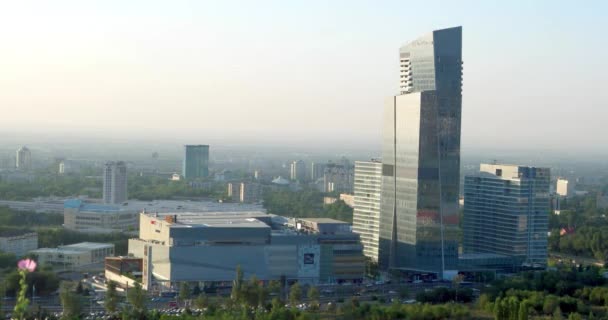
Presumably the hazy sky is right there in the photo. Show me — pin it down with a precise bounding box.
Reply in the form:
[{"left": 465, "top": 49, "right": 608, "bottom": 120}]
[{"left": 1, "top": 0, "right": 607, "bottom": 152}]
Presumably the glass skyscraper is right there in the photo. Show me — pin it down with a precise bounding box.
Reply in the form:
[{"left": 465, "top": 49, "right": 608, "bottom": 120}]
[
  {"left": 463, "top": 164, "right": 550, "bottom": 266},
  {"left": 379, "top": 27, "right": 462, "bottom": 275},
  {"left": 183, "top": 145, "right": 209, "bottom": 179}
]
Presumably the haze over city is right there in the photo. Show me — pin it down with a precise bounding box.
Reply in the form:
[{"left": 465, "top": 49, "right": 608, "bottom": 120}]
[
  {"left": 1, "top": 0, "right": 607, "bottom": 154},
  {"left": 2, "top": 2, "right": 608, "bottom": 320}
]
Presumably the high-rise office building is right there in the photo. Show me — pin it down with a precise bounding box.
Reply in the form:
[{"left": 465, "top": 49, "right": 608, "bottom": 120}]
[
  {"left": 463, "top": 164, "right": 550, "bottom": 266},
  {"left": 379, "top": 27, "right": 462, "bottom": 274},
  {"left": 352, "top": 160, "right": 383, "bottom": 262},
  {"left": 289, "top": 160, "right": 306, "bottom": 182},
  {"left": 183, "top": 145, "right": 209, "bottom": 179},
  {"left": 103, "top": 161, "right": 127, "bottom": 204},
  {"left": 15, "top": 146, "right": 32, "bottom": 170}
]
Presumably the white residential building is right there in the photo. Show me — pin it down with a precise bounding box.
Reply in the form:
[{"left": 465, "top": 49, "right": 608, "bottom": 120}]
[{"left": 352, "top": 160, "right": 382, "bottom": 262}]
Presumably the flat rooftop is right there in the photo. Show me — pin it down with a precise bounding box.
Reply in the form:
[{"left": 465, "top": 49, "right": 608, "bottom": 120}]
[
  {"left": 298, "top": 217, "right": 349, "bottom": 224},
  {"left": 31, "top": 242, "right": 114, "bottom": 254},
  {"left": 62, "top": 242, "right": 115, "bottom": 250},
  {"left": 148, "top": 211, "right": 271, "bottom": 229},
  {"left": 65, "top": 199, "right": 266, "bottom": 215}
]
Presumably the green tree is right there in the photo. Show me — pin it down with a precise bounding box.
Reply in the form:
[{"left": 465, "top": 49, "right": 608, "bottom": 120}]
[
  {"left": 268, "top": 280, "right": 281, "bottom": 297},
  {"left": 59, "top": 283, "right": 82, "bottom": 319},
  {"left": 0, "top": 281, "right": 4, "bottom": 320},
  {"left": 126, "top": 282, "right": 146, "bottom": 312},
  {"left": 289, "top": 282, "right": 302, "bottom": 306},
  {"left": 242, "top": 275, "right": 262, "bottom": 307},
  {"left": 104, "top": 281, "right": 119, "bottom": 314},
  {"left": 231, "top": 265, "right": 243, "bottom": 303},
  {"left": 543, "top": 295, "right": 559, "bottom": 315},
  {"left": 553, "top": 306, "right": 563, "bottom": 320},
  {"left": 194, "top": 294, "right": 209, "bottom": 309},
  {"left": 518, "top": 300, "right": 529, "bottom": 320},
  {"left": 179, "top": 282, "right": 191, "bottom": 305},
  {"left": 307, "top": 286, "right": 320, "bottom": 310}
]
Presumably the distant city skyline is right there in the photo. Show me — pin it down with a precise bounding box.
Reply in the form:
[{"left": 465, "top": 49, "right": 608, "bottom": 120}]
[{"left": 1, "top": 1, "right": 607, "bottom": 153}]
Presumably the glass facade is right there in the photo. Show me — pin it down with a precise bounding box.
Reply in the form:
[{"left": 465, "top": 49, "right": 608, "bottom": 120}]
[
  {"left": 183, "top": 145, "right": 209, "bottom": 179},
  {"left": 463, "top": 164, "right": 550, "bottom": 266},
  {"left": 379, "top": 27, "right": 462, "bottom": 274}
]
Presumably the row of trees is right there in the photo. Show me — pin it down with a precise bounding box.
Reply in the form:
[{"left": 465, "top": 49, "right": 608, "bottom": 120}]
[
  {"left": 0, "top": 174, "right": 101, "bottom": 200},
  {"left": 548, "top": 192, "right": 608, "bottom": 261},
  {"left": 476, "top": 266, "right": 608, "bottom": 319},
  {"left": 0, "top": 171, "right": 225, "bottom": 202},
  {"left": 263, "top": 189, "right": 354, "bottom": 223},
  {"left": 0, "top": 207, "right": 63, "bottom": 227},
  {"left": 1, "top": 267, "right": 60, "bottom": 297},
  {"left": 484, "top": 266, "right": 604, "bottom": 299},
  {"left": 549, "top": 225, "right": 608, "bottom": 261},
  {"left": 128, "top": 175, "right": 222, "bottom": 201},
  {"left": 36, "top": 228, "right": 130, "bottom": 255}
]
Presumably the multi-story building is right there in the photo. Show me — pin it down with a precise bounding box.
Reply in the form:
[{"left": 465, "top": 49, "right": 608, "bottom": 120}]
[
  {"left": 379, "top": 27, "right": 462, "bottom": 275},
  {"left": 58, "top": 159, "right": 82, "bottom": 175},
  {"left": 463, "top": 164, "right": 551, "bottom": 267},
  {"left": 0, "top": 231, "right": 38, "bottom": 257},
  {"left": 555, "top": 178, "right": 571, "bottom": 197},
  {"left": 240, "top": 182, "right": 262, "bottom": 203},
  {"left": 227, "top": 182, "right": 262, "bottom": 203},
  {"left": 290, "top": 160, "right": 306, "bottom": 182},
  {"left": 103, "top": 161, "right": 127, "bottom": 204},
  {"left": 129, "top": 212, "right": 365, "bottom": 290},
  {"left": 15, "top": 146, "right": 32, "bottom": 170},
  {"left": 227, "top": 182, "right": 241, "bottom": 200},
  {"left": 64, "top": 198, "right": 266, "bottom": 233},
  {"left": 64, "top": 199, "right": 139, "bottom": 233},
  {"left": 31, "top": 242, "right": 115, "bottom": 268},
  {"left": 352, "top": 160, "right": 382, "bottom": 262},
  {"left": 311, "top": 162, "right": 326, "bottom": 181},
  {"left": 323, "top": 163, "right": 353, "bottom": 193},
  {"left": 183, "top": 145, "right": 209, "bottom": 179}
]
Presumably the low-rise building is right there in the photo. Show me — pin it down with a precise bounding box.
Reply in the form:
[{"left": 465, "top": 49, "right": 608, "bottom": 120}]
[
  {"left": 129, "top": 212, "right": 365, "bottom": 291},
  {"left": 0, "top": 231, "right": 38, "bottom": 257},
  {"left": 64, "top": 199, "right": 266, "bottom": 233},
  {"left": 64, "top": 199, "right": 139, "bottom": 233},
  {"left": 31, "top": 242, "right": 115, "bottom": 268}
]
